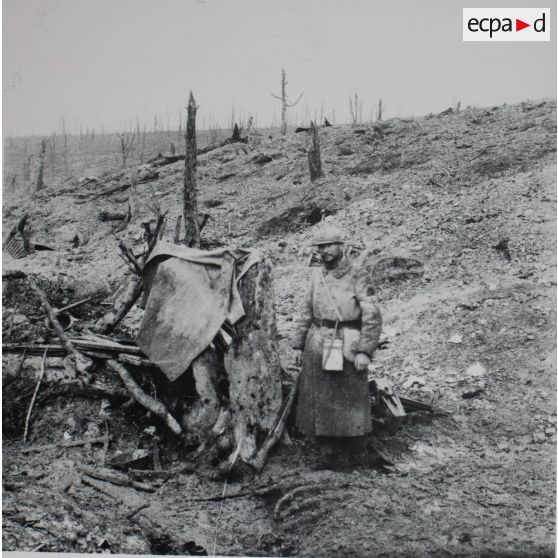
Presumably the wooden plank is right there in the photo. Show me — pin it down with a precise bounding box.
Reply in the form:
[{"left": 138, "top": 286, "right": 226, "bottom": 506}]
[{"left": 3, "top": 339, "right": 143, "bottom": 357}]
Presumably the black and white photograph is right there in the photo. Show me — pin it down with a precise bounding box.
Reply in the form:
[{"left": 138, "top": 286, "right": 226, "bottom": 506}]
[{"left": 2, "top": 1, "right": 556, "bottom": 556}]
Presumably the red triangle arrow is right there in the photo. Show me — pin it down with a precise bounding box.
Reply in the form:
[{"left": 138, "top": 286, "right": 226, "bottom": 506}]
[{"left": 516, "top": 18, "right": 530, "bottom": 31}]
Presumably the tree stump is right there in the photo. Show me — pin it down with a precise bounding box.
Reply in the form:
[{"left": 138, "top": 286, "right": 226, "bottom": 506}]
[
  {"left": 224, "top": 256, "right": 283, "bottom": 463},
  {"left": 308, "top": 121, "right": 324, "bottom": 182}
]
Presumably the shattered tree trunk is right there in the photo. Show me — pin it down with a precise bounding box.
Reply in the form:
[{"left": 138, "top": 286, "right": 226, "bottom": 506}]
[
  {"left": 118, "top": 133, "right": 136, "bottom": 168},
  {"left": 224, "top": 257, "right": 283, "bottom": 464},
  {"left": 183, "top": 91, "right": 200, "bottom": 248},
  {"left": 94, "top": 277, "right": 143, "bottom": 334},
  {"left": 279, "top": 69, "right": 288, "bottom": 136},
  {"left": 184, "top": 257, "right": 283, "bottom": 467},
  {"left": 308, "top": 121, "right": 324, "bottom": 182},
  {"left": 271, "top": 67, "right": 303, "bottom": 136},
  {"left": 35, "top": 139, "right": 48, "bottom": 194},
  {"left": 181, "top": 349, "right": 221, "bottom": 446}
]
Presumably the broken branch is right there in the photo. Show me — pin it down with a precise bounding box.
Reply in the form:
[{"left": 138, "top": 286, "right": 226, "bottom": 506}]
[
  {"left": 23, "top": 348, "right": 48, "bottom": 443},
  {"left": 78, "top": 465, "right": 155, "bottom": 493},
  {"left": 126, "top": 503, "right": 150, "bottom": 519},
  {"left": 118, "top": 240, "right": 143, "bottom": 275},
  {"left": 26, "top": 275, "right": 92, "bottom": 375},
  {"left": 81, "top": 476, "right": 121, "bottom": 501},
  {"left": 93, "top": 277, "right": 143, "bottom": 334},
  {"left": 246, "top": 370, "right": 301, "bottom": 473},
  {"left": 99, "top": 210, "right": 129, "bottom": 222},
  {"left": 107, "top": 359, "right": 184, "bottom": 437},
  {"left": 21, "top": 435, "right": 113, "bottom": 454},
  {"left": 37, "top": 296, "right": 95, "bottom": 319}
]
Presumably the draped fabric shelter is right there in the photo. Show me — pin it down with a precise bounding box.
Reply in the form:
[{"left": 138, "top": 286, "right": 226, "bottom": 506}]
[{"left": 136, "top": 241, "right": 259, "bottom": 381}]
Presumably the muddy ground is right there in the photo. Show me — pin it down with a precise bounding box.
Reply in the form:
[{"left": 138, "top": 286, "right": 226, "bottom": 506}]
[{"left": 2, "top": 100, "right": 556, "bottom": 557}]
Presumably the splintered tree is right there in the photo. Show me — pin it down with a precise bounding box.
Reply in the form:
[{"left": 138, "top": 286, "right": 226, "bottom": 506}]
[
  {"left": 271, "top": 67, "right": 303, "bottom": 135},
  {"left": 307, "top": 121, "right": 324, "bottom": 182},
  {"left": 377, "top": 98, "right": 383, "bottom": 122},
  {"left": 62, "top": 118, "right": 69, "bottom": 177},
  {"left": 177, "top": 112, "right": 183, "bottom": 146},
  {"left": 348, "top": 91, "right": 363, "bottom": 126},
  {"left": 183, "top": 91, "right": 201, "bottom": 247},
  {"left": 49, "top": 134, "right": 56, "bottom": 172},
  {"left": 245, "top": 115, "right": 254, "bottom": 147},
  {"left": 34, "top": 139, "right": 49, "bottom": 196},
  {"left": 118, "top": 132, "right": 136, "bottom": 168}
]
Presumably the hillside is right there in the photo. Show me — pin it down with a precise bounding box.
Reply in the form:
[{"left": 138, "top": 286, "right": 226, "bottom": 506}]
[{"left": 2, "top": 99, "right": 556, "bottom": 557}]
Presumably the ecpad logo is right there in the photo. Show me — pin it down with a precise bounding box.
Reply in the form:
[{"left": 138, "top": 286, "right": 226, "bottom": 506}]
[{"left": 463, "top": 8, "right": 550, "bottom": 41}]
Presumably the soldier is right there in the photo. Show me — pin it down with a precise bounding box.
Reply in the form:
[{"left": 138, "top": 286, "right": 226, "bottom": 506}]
[{"left": 292, "top": 224, "right": 382, "bottom": 468}]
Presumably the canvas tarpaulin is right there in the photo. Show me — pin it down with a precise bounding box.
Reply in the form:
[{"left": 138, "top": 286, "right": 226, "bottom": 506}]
[{"left": 135, "top": 241, "right": 260, "bottom": 381}]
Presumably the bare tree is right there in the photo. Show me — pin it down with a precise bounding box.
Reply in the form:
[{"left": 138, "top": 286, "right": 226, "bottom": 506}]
[
  {"left": 377, "top": 98, "right": 384, "bottom": 122},
  {"left": 245, "top": 115, "right": 254, "bottom": 147},
  {"left": 183, "top": 91, "right": 200, "bottom": 247},
  {"left": 135, "top": 116, "right": 141, "bottom": 143},
  {"left": 61, "top": 118, "right": 69, "bottom": 177},
  {"left": 348, "top": 91, "right": 362, "bottom": 126},
  {"left": 307, "top": 121, "right": 324, "bottom": 182},
  {"left": 49, "top": 133, "right": 56, "bottom": 171},
  {"left": 135, "top": 117, "right": 145, "bottom": 164},
  {"left": 230, "top": 102, "right": 235, "bottom": 132},
  {"left": 303, "top": 102, "right": 310, "bottom": 126},
  {"left": 271, "top": 67, "right": 303, "bottom": 135},
  {"left": 24, "top": 153, "right": 34, "bottom": 184},
  {"left": 141, "top": 125, "right": 147, "bottom": 164},
  {"left": 177, "top": 112, "right": 183, "bottom": 146},
  {"left": 117, "top": 132, "right": 136, "bottom": 168},
  {"left": 35, "top": 138, "right": 49, "bottom": 193},
  {"left": 22, "top": 138, "right": 28, "bottom": 182},
  {"left": 208, "top": 117, "right": 218, "bottom": 145}
]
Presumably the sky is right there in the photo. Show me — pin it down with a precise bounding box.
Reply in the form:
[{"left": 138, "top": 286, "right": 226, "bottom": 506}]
[{"left": 2, "top": 0, "right": 556, "bottom": 136}]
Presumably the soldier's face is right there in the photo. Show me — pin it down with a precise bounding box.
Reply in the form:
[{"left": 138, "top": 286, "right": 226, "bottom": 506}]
[{"left": 317, "top": 242, "right": 343, "bottom": 264}]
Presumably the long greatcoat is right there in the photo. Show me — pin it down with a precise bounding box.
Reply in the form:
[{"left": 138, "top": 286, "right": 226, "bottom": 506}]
[{"left": 292, "top": 256, "right": 382, "bottom": 437}]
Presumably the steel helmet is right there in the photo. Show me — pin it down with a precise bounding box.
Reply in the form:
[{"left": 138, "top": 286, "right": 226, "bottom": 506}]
[{"left": 311, "top": 224, "right": 345, "bottom": 246}]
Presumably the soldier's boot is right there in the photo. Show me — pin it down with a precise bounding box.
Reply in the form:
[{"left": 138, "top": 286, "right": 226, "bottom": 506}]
[
  {"left": 314, "top": 436, "right": 343, "bottom": 470},
  {"left": 343, "top": 436, "right": 369, "bottom": 467}
]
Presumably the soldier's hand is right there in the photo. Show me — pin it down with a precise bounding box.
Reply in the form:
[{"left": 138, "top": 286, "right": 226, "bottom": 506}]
[
  {"left": 354, "top": 352, "right": 371, "bottom": 372},
  {"left": 293, "top": 349, "right": 303, "bottom": 367}
]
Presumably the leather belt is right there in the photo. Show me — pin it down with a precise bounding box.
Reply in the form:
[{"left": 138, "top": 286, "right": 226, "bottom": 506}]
[{"left": 312, "top": 317, "right": 361, "bottom": 329}]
